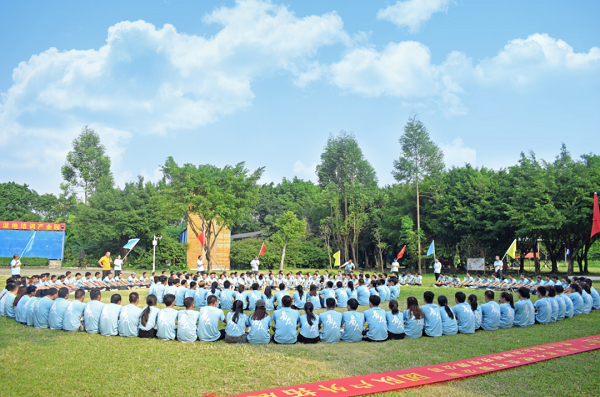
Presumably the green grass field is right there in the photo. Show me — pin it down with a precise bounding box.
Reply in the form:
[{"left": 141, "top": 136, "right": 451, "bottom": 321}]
[{"left": 1, "top": 274, "right": 599, "bottom": 397}]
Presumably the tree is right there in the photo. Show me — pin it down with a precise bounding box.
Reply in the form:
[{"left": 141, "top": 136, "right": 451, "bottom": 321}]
[
  {"left": 393, "top": 115, "right": 444, "bottom": 273},
  {"left": 162, "top": 158, "right": 264, "bottom": 272},
  {"left": 61, "top": 126, "right": 113, "bottom": 203},
  {"left": 274, "top": 211, "right": 307, "bottom": 270}
]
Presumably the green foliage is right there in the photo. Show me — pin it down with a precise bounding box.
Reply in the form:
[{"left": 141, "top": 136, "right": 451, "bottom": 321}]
[
  {"left": 0, "top": 257, "right": 48, "bottom": 267},
  {"left": 130, "top": 236, "right": 188, "bottom": 270},
  {"left": 0, "top": 182, "right": 63, "bottom": 222},
  {"left": 275, "top": 211, "right": 307, "bottom": 269}
]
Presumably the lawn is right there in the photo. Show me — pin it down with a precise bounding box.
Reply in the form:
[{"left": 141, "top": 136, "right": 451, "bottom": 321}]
[{"left": 1, "top": 274, "right": 599, "bottom": 397}]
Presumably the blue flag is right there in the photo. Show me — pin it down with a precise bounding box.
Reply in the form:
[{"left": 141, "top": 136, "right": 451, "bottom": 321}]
[
  {"left": 427, "top": 240, "right": 435, "bottom": 256},
  {"left": 22, "top": 232, "right": 36, "bottom": 257},
  {"left": 123, "top": 238, "right": 140, "bottom": 250}
]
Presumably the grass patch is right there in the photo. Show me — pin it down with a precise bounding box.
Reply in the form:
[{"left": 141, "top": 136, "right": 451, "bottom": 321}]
[{"left": 1, "top": 275, "right": 599, "bottom": 396}]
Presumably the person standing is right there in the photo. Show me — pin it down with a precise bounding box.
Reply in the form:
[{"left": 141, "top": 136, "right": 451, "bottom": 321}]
[
  {"left": 10, "top": 254, "right": 21, "bottom": 277},
  {"left": 493, "top": 256, "right": 503, "bottom": 279},
  {"left": 433, "top": 258, "right": 442, "bottom": 281},
  {"left": 197, "top": 255, "right": 205, "bottom": 275},
  {"left": 341, "top": 260, "right": 355, "bottom": 275},
  {"left": 250, "top": 256, "right": 260, "bottom": 276},
  {"left": 113, "top": 255, "right": 123, "bottom": 277},
  {"left": 98, "top": 252, "right": 112, "bottom": 279},
  {"left": 391, "top": 259, "right": 399, "bottom": 275}
]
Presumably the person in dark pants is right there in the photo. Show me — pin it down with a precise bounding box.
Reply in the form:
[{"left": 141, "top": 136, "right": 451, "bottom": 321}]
[{"left": 98, "top": 252, "right": 112, "bottom": 279}]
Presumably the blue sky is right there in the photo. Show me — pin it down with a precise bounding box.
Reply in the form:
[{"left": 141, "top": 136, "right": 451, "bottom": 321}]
[{"left": 1, "top": 0, "right": 599, "bottom": 194}]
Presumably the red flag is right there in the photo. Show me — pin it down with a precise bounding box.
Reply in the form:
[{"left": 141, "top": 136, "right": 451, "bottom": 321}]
[
  {"left": 592, "top": 192, "right": 600, "bottom": 239},
  {"left": 397, "top": 245, "right": 406, "bottom": 259},
  {"left": 259, "top": 242, "right": 266, "bottom": 256},
  {"left": 197, "top": 230, "right": 206, "bottom": 246}
]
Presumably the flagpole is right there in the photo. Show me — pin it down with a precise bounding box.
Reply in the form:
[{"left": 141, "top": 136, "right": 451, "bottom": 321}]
[
  {"left": 501, "top": 239, "right": 516, "bottom": 261},
  {"left": 20, "top": 232, "right": 36, "bottom": 258}
]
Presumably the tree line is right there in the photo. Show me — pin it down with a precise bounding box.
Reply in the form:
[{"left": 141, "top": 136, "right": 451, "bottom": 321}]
[{"left": 2, "top": 121, "right": 599, "bottom": 274}]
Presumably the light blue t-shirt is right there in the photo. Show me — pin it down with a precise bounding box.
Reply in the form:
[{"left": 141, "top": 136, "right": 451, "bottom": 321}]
[
  {"left": 385, "top": 310, "right": 405, "bottom": 334},
  {"left": 219, "top": 289, "right": 236, "bottom": 310},
  {"left": 225, "top": 312, "right": 248, "bottom": 337},
  {"left": 118, "top": 304, "right": 143, "bottom": 337},
  {"left": 582, "top": 291, "right": 593, "bottom": 314},
  {"left": 452, "top": 302, "right": 475, "bottom": 334},
  {"left": 570, "top": 292, "right": 584, "bottom": 315},
  {"left": 293, "top": 291, "right": 307, "bottom": 309},
  {"left": 341, "top": 311, "right": 364, "bottom": 342},
  {"left": 177, "top": 310, "right": 200, "bottom": 342},
  {"left": 403, "top": 309, "right": 424, "bottom": 339},
  {"left": 26, "top": 297, "right": 40, "bottom": 326},
  {"left": 84, "top": 300, "right": 106, "bottom": 333},
  {"left": 562, "top": 294, "right": 574, "bottom": 318},
  {"left": 138, "top": 306, "right": 160, "bottom": 331},
  {"left": 389, "top": 285, "right": 400, "bottom": 300},
  {"left": 156, "top": 307, "right": 178, "bottom": 341},
  {"left": 319, "top": 310, "right": 342, "bottom": 343},
  {"left": 15, "top": 295, "right": 31, "bottom": 323},
  {"left": 345, "top": 287, "right": 358, "bottom": 300},
  {"left": 175, "top": 287, "right": 188, "bottom": 307},
  {"left": 514, "top": 299, "right": 534, "bottom": 327},
  {"left": 48, "top": 298, "right": 71, "bottom": 330},
  {"left": 4, "top": 293, "right": 17, "bottom": 319},
  {"left": 421, "top": 304, "right": 442, "bottom": 337},
  {"left": 274, "top": 291, "right": 290, "bottom": 310},
  {"left": 548, "top": 297, "right": 558, "bottom": 322},
  {"left": 34, "top": 296, "right": 56, "bottom": 329},
  {"left": 356, "top": 286, "right": 370, "bottom": 306},
  {"left": 590, "top": 287, "right": 600, "bottom": 310},
  {"left": 439, "top": 306, "right": 458, "bottom": 335},
  {"left": 334, "top": 289, "right": 348, "bottom": 308},
  {"left": 247, "top": 290, "right": 264, "bottom": 311},
  {"left": 555, "top": 295, "right": 566, "bottom": 321},
  {"left": 99, "top": 303, "right": 122, "bottom": 336},
  {"left": 363, "top": 307, "right": 388, "bottom": 341},
  {"left": 306, "top": 294, "right": 321, "bottom": 310},
  {"left": 194, "top": 288, "right": 208, "bottom": 308},
  {"left": 273, "top": 307, "right": 300, "bottom": 344},
  {"left": 155, "top": 284, "right": 167, "bottom": 303},
  {"left": 265, "top": 295, "right": 276, "bottom": 311},
  {"left": 480, "top": 301, "right": 501, "bottom": 331},
  {"left": 322, "top": 288, "right": 336, "bottom": 302},
  {"left": 299, "top": 313, "right": 320, "bottom": 339},
  {"left": 534, "top": 298, "right": 551, "bottom": 324},
  {"left": 62, "top": 300, "right": 87, "bottom": 331},
  {"left": 472, "top": 306, "right": 482, "bottom": 330},
  {"left": 246, "top": 314, "right": 272, "bottom": 344},
  {"left": 499, "top": 303, "right": 514, "bottom": 328},
  {"left": 197, "top": 306, "right": 225, "bottom": 342}
]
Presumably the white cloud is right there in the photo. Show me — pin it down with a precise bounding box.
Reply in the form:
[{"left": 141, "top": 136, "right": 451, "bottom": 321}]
[
  {"left": 292, "top": 160, "right": 317, "bottom": 181},
  {"left": 377, "top": 0, "right": 455, "bottom": 33},
  {"left": 441, "top": 138, "right": 476, "bottom": 167}
]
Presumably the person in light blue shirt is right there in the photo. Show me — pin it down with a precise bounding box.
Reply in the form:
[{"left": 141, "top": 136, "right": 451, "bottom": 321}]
[
  {"left": 198, "top": 295, "right": 226, "bottom": 342},
  {"left": 156, "top": 294, "right": 178, "bottom": 341},
  {"left": 62, "top": 289, "right": 87, "bottom": 331},
  {"left": 386, "top": 300, "right": 405, "bottom": 339},
  {"left": 174, "top": 280, "right": 187, "bottom": 307},
  {"left": 388, "top": 279, "right": 400, "bottom": 300},
  {"left": 138, "top": 294, "right": 160, "bottom": 338},
  {"left": 34, "top": 287, "right": 58, "bottom": 329},
  {"left": 466, "top": 294, "right": 482, "bottom": 331},
  {"left": 3, "top": 283, "right": 19, "bottom": 319},
  {"left": 224, "top": 300, "right": 248, "bottom": 343},
  {"left": 118, "top": 292, "right": 143, "bottom": 337},
  {"left": 514, "top": 287, "right": 535, "bottom": 327},
  {"left": 293, "top": 285, "right": 307, "bottom": 310},
  {"left": 264, "top": 287, "right": 276, "bottom": 311},
  {"left": 247, "top": 300, "right": 272, "bottom": 344},
  {"left": 334, "top": 282, "right": 348, "bottom": 308},
  {"left": 479, "top": 291, "right": 501, "bottom": 331},
  {"left": 452, "top": 292, "right": 475, "bottom": 334},
  {"left": 553, "top": 285, "right": 566, "bottom": 321},
  {"left": 48, "top": 287, "right": 71, "bottom": 330},
  {"left": 194, "top": 285, "right": 208, "bottom": 308},
  {"left": 220, "top": 281, "right": 236, "bottom": 310},
  {"left": 273, "top": 283, "right": 290, "bottom": 310},
  {"left": 437, "top": 295, "right": 457, "bottom": 335},
  {"left": 356, "top": 280, "right": 370, "bottom": 306},
  {"left": 421, "top": 291, "right": 442, "bottom": 337},
  {"left": 234, "top": 285, "right": 249, "bottom": 310},
  {"left": 319, "top": 298, "right": 342, "bottom": 343},
  {"left": 345, "top": 282, "right": 358, "bottom": 300},
  {"left": 534, "top": 287, "right": 551, "bottom": 324},
  {"left": 247, "top": 284, "right": 264, "bottom": 311},
  {"left": 569, "top": 284, "right": 584, "bottom": 316},
  {"left": 272, "top": 295, "right": 300, "bottom": 344},
  {"left": 363, "top": 295, "right": 388, "bottom": 341},
  {"left": 340, "top": 299, "right": 364, "bottom": 342},
  {"left": 155, "top": 278, "right": 167, "bottom": 303},
  {"left": 297, "top": 302, "right": 320, "bottom": 343},
  {"left": 587, "top": 279, "right": 600, "bottom": 310},
  {"left": 15, "top": 286, "right": 36, "bottom": 324},
  {"left": 321, "top": 281, "right": 336, "bottom": 307},
  {"left": 558, "top": 285, "right": 574, "bottom": 318},
  {"left": 402, "top": 297, "right": 424, "bottom": 339},
  {"left": 99, "top": 294, "right": 122, "bottom": 336},
  {"left": 414, "top": 273, "right": 423, "bottom": 286},
  {"left": 377, "top": 280, "right": 389, "bottom": 302},
  {"left": 26, "top": 292, "right": 42, "bottom": 327},
  {"left": 307, "top": 285, "right": 322, "bottom": 310},
  {"left": 581, "top": 287, "right": 593, "bottom": 314},
  {"left": 186, "top": 282, "right": 197, "bottom": 299},
  {"left": 495, "top": 292, "right": 513, "bottom": 329},
  {"left": 545, "top": 286, "right": 559, "bottom": 322},
  {"left": 369, "top": 281, "right": 380, "bottom": 299},
  {"left": 177, "top": 297, "right": 200, "bottom": 343},
  {"left": 84, "top": 289, "right": 105, "bottom": 333}
]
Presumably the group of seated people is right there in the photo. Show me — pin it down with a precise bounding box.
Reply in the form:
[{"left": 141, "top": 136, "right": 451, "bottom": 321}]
[
  {"left": 1, "top": 272, "right": 598, "bottom": 344},
  {"left": 436, "top": 272, "right": 574, "bottom": 292},
  {"left": 12, "top": 271, "right": 151, "bottom": 292}
]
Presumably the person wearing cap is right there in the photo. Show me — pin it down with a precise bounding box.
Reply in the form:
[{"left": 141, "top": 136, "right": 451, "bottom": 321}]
[{"left": 247, "top": 299, "right": 272, "bottom": 344}]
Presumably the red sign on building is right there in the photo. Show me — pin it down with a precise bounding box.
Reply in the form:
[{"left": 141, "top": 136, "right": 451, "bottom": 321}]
[{"left": 0, "top": 221, "right": 66, "bottom": 231}]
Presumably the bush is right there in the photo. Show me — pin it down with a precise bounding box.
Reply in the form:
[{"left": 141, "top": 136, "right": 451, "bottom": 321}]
[
  {"left": 127, "top": 236, "right": 188, "bottom": 271},
  {"left": 0, "top": 257, "right": 49, "bottom": 267}
]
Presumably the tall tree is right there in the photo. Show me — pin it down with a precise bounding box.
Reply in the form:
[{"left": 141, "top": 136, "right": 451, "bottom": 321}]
[
  {"left": 274, "top": 211, "right": 307, "bottom": 270},
  {"left": 61, "top": 126, "right": 113, "bottom": 204},
  {"left": 393, "top": 115, "right": 444, "bottom": 273},
  {"left": 162, "top": 158, "right": 264, "bottom": 271}
]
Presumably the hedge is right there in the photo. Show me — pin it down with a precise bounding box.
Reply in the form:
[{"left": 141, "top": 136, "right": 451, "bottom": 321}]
[{"left": 0, "top": 257, "right": 50, "bottom": 267}]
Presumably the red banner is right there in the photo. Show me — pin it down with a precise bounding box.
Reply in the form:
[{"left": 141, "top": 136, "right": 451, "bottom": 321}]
[
  {"left": 229, "top": 335, "right": 600, "bottom": 397},
  {"left": 0, "top": 221, "right": 66, "bottom": 231}
]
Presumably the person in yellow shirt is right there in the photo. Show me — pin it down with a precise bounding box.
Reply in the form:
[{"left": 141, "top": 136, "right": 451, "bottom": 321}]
[{"left": 99, "top": 252, "right": 112, "bottom": 279}]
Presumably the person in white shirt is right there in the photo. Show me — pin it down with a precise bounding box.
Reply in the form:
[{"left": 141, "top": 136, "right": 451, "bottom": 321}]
[
  {"left": 113, "top": 255, "right": 124, "bottom": 277},
  {"left": 493, "top": 256, "right": 504, "bottom": 279},
  {"left": 250, "top": 256, "right": 260, "bottom": 275},
  {"left": 433, "top": 259, "right": 442, "bottom": 281},
  {"left": 10, "top": 254, "right": 21, "bottom": 276},
  {"left": 391, "top": 260, "right": 399, "bottom": 275},
  {"left": 196, "top": 255, "right": 205, "bottom": 275}
]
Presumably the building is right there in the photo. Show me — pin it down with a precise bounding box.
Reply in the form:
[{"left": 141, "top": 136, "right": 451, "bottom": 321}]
[{"left": 180, "top": 214, "right": 230, "bottom": 271}]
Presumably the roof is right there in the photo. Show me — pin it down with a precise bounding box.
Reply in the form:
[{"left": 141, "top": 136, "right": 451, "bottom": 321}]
[{"left": 231, "top": 231, "right": 263, "bottom": 240}]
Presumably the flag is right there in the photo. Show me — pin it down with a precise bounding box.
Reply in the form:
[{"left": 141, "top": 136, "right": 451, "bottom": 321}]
[
  {"left": 505, "top": 239, "right": 517, "bottom": 259},
  {"left": 123, "top": 238, "right": 140, "bottom": 250},
  {"left": 197, "top": 230, "right": 206, "bottom": 246},
  {"left": 426, "top": 241, "right": 435, "bottom": 256},
  {"left": 259, "top": 242, "right": 266, "bottom": 256},
  {"left": 567, "top": 249, "right": 570, "bottom": 256},
  {"left": 397, "top": 245, "right": 406, "bottom": 259},
  {"left": 333, "top": 251, "right": 340, "bottom": 267},
  {"left": 592, "top": 192, "right": 600, "bottom": 239},
  {"left": 21, "top": 232, "right": 36, "bottom": 257}
]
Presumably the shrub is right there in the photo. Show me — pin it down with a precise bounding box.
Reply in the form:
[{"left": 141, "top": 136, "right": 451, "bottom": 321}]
[{"left": 0, "top": 257, "right": 49, "bottom": 267}]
